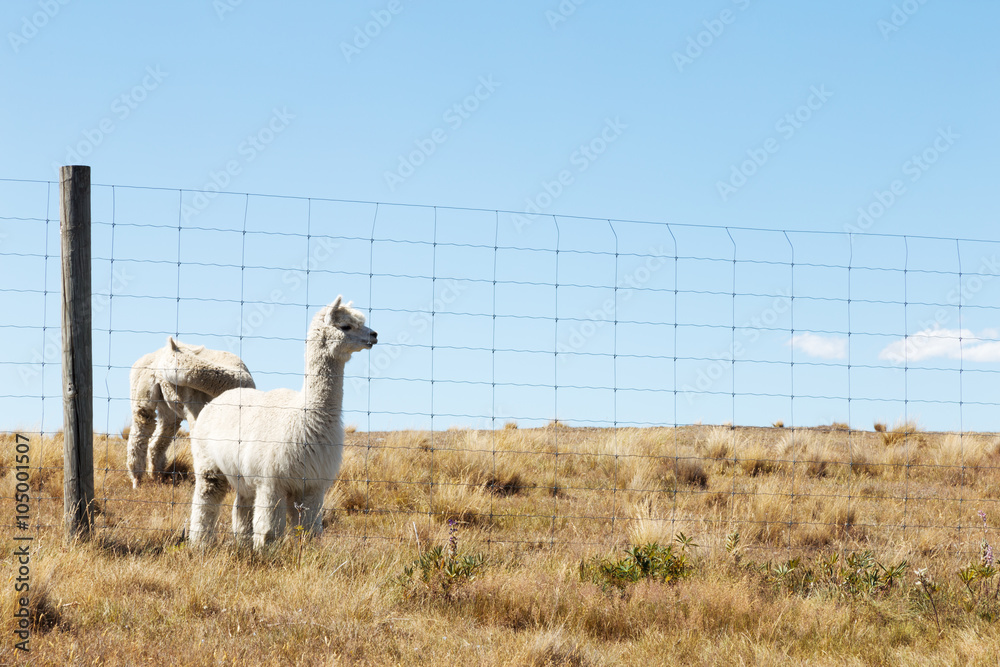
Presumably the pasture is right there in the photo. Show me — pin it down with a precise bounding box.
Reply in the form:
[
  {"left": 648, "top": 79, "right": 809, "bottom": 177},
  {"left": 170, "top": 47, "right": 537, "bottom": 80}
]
[{"left": 3, "top": 423, "right": 1000, "bottom": 665}]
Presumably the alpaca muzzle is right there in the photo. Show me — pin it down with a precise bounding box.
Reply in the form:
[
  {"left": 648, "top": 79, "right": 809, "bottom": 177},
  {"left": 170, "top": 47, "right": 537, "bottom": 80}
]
[{"left": 366, "top": 331, "right": 378, "bottom": 348}]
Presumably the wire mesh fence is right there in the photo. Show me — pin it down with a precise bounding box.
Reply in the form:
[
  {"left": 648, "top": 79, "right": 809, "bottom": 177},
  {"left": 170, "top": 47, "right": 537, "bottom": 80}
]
[{"left": 3, "top": 176, "right": 1000, "bottom": 560}]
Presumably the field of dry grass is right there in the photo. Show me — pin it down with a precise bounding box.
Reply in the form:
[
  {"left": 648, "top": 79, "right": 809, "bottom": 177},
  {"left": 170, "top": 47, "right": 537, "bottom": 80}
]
[{"left": 2, "top": 423, "right": 1000, "bottom": 665}]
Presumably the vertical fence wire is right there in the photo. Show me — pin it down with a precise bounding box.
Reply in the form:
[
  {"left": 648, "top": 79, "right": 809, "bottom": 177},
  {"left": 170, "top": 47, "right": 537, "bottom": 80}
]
[
  {"left": 169, "top": 189, "right": 183, "bottom": 534},
  {"left": 956, "top": 239, "right": 965, "bottom": 542},
  {"left": 99, "top": 186, "right": 117, "bottom": 533},
  {"left": 489, "top": 210, "right": 499, "bottom": 551},
  {"left": 38, "top": 181, "right": 52, "bottom": 539},
  {"left": 364, "top": 202, "right": 378, "bottom": 544},
  {"left": 430, "top": 207, "right": 438, "bottom": 530},
  {"left": 551, "top": 214, "right": 561, "bottom": 547},
  {"left": 668, "top": 224, "right": 678, "bottom": 540},
  {"left": 726, "top": 228, "right": 738, "bottom": 539},
  {"left": 847, "top": 232, "right": 855, "bottom": 550},
  {"left": 608, "top": 219, "right": 620, "bottom": 548},
  {"left": 785, "top": 231, "right": 795, "bottom": 554},
  {"left": 902, "top": 236, "right": 911, "bottom": 541}
]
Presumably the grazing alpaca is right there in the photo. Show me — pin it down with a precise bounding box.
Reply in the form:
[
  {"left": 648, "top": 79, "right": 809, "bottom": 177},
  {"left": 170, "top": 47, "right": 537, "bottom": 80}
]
[
  {"left": 187, "top": 296, "right": 377, "bottom": 549},
  {"left": 127, "top": 338, "right": 255, "bottom": 488}
]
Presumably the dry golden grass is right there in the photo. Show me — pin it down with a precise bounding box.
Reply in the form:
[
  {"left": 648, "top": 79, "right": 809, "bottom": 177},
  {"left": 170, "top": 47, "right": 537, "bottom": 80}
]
[
  {"left": 2, "top": 424, "right": 1000, "bottom": 664},
  {"left": 737, "top": 432, "right": 785, "bottom": 477},
  {"left": 879, "top": 419, "right": 923, "bottom": 447},
  {"left": 699, "top": 424, "right": 736, "bottom": 461}
]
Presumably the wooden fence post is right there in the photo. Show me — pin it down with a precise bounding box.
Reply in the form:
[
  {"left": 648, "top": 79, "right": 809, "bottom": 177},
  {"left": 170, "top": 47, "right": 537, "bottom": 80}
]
[{"left": 60, "top": 165, "right": 94, "bottom": 540}]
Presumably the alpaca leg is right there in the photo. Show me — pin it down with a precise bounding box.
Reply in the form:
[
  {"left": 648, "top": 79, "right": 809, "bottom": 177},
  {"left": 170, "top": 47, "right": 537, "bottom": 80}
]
[
  {"left": 284, "top": 479, "right": 314, "bottom": 535},
  {"left": 148, "top": 409, "right": 182, "bottom": 482},
  {"left": 300, "top": 489, "right": 327, "bottom": 537},
  {"left": 251, "top": 486, "right": 282, "bottom": 550},
  {"left": 231, "top": 479, "right": 254, "bottom": 548},
  {"left": 126, "top": 407, "right": 156, "bottom": 488},
  {"left": 274, "top": 498, "right": 288, "bottom": 539},
  {"left": 188, "top": 469, "right": 228, "bottom": 546}
]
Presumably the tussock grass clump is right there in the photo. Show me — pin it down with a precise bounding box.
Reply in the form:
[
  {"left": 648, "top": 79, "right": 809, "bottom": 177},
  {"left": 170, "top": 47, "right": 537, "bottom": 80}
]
[
  {"left": 602, "top": 429, "right": 709, "bottom": 494},
  {"left": 848, "top": 446, "right": 884, "bottom": 478},
  {"left": 699, "top": 425, "right": 736, "bottom": 461},
  {"left": 0, "top": 431, "right": 65, "bottom": 492},
  {"left": 625, "top": 497, "right": 699, "bottom": 547},
  {"left": 931, "top": 433, "right": 999, "bottom": 471},
  {"left": 738, "top": 435, "right": 783, "bottom": 477},
  {"left": 331, "top": 431, "right": 432, "bottom": 515},
  {"left": 740, "top": 490, "right": 793, "bottom": 546},
  {"left": 794, "top": 494, "right": 858, "bottom": 547},
  {"left": 518, "top": 628, "right": 597, "bottom": 667},
  {"left": 796, "top": 431, "right": 836, "bottom": 478},
  {"left": 618, "top": 454, "right": 708, "bottom": 493},
  {"left": 457, "top": 429, "right": 530, "bottom": 497},
  {"left": 673, "top": 456, "right": 709, "bottom": 488},
  {"left": 879, "top": 419, "right": 922, "bottom": 447},
  {"left": 330, "top": 482, "right": 369, "bottom": 515},
  {"left": 428, "top": 482, "right": 495, "bottom": 526},
  {"left": 0, "top": 560, "right": 63, "bottom": 638}
]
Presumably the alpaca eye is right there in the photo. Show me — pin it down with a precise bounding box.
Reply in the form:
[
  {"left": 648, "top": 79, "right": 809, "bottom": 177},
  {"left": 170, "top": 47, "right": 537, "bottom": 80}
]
[{"left": 337, "top": 325, "right": 352, "bottom": 332}]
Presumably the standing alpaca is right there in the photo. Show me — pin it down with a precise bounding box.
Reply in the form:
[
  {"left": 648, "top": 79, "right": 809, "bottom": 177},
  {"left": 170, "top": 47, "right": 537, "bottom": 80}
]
[
  {"left": 187, "top": 296, "right": 377, "bottom": 549},
  {"left": 127, "top": 338, "right": 255, "bottom": 488}
]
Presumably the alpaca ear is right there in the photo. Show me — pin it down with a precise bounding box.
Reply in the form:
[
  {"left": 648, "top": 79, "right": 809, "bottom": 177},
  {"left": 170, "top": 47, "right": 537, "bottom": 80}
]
[
  {"left": 325, "top": 296, "right": 343, "bottom": 323},
  {"left": 190, "top": 345, "right": 206, "bottom": 355},
  {"left": 168, "top": 336, "right": 180, "bottom": 352}
]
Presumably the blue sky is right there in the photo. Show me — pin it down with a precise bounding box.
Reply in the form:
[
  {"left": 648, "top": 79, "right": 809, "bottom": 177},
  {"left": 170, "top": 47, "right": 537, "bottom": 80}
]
[{"left": 3, "top": 1, "right": 1000, "bottom": 434}]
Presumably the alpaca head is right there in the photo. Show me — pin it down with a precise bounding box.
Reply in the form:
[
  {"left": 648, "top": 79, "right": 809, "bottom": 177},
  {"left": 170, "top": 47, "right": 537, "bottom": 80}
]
[
  {"left": 310, "top": 296, "right": 378, "bottom": 362},
  {"left": 160, "top": 336, "right": 208, "bottom": 385}
]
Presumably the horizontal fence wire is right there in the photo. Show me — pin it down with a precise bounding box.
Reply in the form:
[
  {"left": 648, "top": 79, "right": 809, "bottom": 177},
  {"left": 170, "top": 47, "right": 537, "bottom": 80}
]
[{"left": 2, "top": 176, "right": 1000, "bottom": 563}]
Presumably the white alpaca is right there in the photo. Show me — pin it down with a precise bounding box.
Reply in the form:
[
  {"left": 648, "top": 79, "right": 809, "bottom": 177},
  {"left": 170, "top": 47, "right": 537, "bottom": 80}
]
[
  {"left": 187, "top": 296, "right": 377, "bottom": 549},
  {"left": 126, "top": 338, "right": 255, "bottom": 488}
]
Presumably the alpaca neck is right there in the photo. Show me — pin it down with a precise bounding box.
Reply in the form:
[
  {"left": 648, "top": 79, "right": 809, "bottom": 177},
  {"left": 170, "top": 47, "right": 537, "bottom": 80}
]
[{"left": 300, "top": 351, "right": 346, "bottom": 435}]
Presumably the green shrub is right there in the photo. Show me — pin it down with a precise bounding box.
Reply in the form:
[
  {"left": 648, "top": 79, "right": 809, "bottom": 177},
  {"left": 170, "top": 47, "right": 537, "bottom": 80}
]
[
  {"left": 398, "top": 519, "right": 485, "bottom": 600},
  {"left": 582, "top": 534, "right": 696, "bottom": 593}
]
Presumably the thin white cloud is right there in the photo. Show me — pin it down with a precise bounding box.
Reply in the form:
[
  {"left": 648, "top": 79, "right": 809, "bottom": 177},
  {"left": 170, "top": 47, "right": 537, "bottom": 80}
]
[
  {"left": 788, "top": 333, "right": 847, "bottom": 360},
  {"left": 879, "top": 327, "right": 1000, "bottom": 364},
  {"left": 879, "top": 328, "right": 964, "bottom": 363},
  {"left": 963, "top": 340, "right": 1000, "bottom": 362}
]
